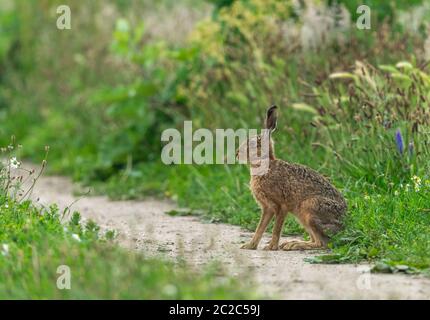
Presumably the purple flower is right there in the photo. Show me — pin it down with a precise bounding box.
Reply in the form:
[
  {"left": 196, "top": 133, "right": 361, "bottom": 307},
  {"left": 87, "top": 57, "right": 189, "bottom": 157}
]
[{"left": 395, "top": 129, "right": 404, "bottom": 155}]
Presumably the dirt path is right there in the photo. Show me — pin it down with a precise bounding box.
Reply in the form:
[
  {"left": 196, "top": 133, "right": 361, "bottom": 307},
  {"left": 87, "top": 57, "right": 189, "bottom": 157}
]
[{"left": 30, "top": 173, "right": 430, "bottom": 299}]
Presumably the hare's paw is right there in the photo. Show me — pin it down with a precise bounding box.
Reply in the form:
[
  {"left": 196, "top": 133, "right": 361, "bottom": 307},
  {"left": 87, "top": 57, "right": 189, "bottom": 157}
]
[
  {"left": 281, "top": 240, "right": 322, "bottom": 251},
  {"left": 279, "top": 240, "right": 296, "bottom": 250},
  {"left": 240, "top": 242, "right": 258, "bottom": 250},
  {"left": 281, "top": 241, "right": 306, "bottom": 250},
  {"left": 263, "top": 243, "right": 279, "bottom": 251}
]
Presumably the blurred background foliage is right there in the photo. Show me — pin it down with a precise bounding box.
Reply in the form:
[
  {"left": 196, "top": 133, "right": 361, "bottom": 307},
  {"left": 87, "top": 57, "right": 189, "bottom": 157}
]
[
  {"left": 1, "top": 0, "right": 429, "bottom": 180},
  {"left": 1, "top": 0, "right": 430, "bottom": 269}
]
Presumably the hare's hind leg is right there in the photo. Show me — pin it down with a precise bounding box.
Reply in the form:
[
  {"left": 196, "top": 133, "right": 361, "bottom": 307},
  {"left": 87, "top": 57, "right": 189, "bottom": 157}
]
[
  {"left": 241, "top": 205, "right": 276, "bottom": 250},
  {"left": 280, "top": 225, "right": 327, "bottom": 250},
  {"left": 280, "top": 198, "right": 332, "bottom": 251}
]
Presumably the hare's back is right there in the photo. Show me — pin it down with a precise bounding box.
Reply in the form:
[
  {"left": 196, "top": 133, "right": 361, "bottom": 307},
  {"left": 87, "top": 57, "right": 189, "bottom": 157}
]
[{"left": 273, "top": 160, "right": 344, "bottom": 202}]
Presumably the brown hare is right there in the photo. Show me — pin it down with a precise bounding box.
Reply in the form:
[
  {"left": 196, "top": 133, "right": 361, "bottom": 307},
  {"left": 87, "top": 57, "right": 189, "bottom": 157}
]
[{"left": 238, "top": 105, "right": 347, "bottom": 251}]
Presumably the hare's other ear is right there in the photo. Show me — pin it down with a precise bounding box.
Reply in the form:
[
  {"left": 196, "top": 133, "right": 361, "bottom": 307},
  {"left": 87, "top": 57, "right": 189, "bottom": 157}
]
[{"left": 265, "top": 105, "right": 277, "bottom": 132}]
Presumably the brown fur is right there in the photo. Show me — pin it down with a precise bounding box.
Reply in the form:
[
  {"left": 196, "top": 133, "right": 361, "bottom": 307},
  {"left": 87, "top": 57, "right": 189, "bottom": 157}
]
[{"left": 239, "top": 105, "right": 347, "bottom": 251}]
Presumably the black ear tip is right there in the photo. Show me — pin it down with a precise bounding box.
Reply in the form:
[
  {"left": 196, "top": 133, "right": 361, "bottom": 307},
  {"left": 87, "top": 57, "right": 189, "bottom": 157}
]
[{"left": 267, "top": 104, "right": 277, "bottom": 114}]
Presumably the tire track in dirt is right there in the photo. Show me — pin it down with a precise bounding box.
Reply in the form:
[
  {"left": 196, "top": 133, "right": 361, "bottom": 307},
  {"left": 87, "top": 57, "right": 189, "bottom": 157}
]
[{"left": 30, "top": 173, "right": 430, "bottom": 299}]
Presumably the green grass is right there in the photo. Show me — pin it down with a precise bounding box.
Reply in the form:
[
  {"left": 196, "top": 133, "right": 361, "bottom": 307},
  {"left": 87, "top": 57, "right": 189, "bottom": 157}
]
[
  {"left": 0, "top": 197, "right": 255, "bottom": 299},
  {"left": 304, "top": 182, "right": 430, "bottom": 276},
  {"left": 327, "top": 180, "right": 430, "bottom": 271}
]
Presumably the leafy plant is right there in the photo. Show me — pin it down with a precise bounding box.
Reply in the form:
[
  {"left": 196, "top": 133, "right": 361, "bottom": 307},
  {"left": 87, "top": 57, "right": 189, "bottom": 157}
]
[{"left": 303, "top": 61, "right": 430, "bottom": 188}]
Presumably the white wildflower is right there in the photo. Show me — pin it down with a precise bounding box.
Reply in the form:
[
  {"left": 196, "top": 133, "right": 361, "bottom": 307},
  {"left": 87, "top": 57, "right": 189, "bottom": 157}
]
[
  {"left": 71, "top": 234, "right": 81, "bottom": 242},
  {"left": 412, "top": 175, "right": 422, "bottom": 192},
  {"left": 1, "top": 244, "right": 9, "bottom": 256},
  {"left": 394, "top": 190, "right": 400, "bottom": 196},
  {"left": 412, "top": 175, "right": 422, "bottom": 184},
  {"left": 10, "top": 157, "right": 21, "bottom": 169}
]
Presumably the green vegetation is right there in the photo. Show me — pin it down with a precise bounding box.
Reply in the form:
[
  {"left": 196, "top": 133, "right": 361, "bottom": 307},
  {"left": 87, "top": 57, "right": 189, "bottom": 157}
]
[
  {"left": 0, "top": 146, "right": 253, "bottom": 299},
  {"left": 0, "top": 200, "right": 252, "bottom": 299},
  {"left": 0, "top": 200, "right": 253, "bottom": 299},
  {"left": 1, "top": 0, "right": 430, "bottom": 291}
]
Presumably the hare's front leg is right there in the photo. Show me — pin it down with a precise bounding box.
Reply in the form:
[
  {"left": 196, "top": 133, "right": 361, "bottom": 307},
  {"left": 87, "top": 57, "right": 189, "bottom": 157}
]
[
  {"left": 241, "top": 206, "right": 275, "bottom": 250},
  {"left": 263, "top": 212, "right": 286, "bottom": 251}
]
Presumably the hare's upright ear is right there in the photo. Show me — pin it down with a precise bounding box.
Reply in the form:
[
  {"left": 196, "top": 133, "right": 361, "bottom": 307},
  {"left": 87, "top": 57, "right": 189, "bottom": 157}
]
[{"left": 265, "top": 105, "right": 277, "bottom": 132}]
